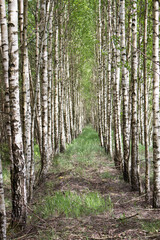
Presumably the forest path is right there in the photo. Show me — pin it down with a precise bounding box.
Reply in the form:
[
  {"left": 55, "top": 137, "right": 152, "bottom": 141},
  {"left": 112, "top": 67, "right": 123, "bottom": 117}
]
[{"left": 14, "top": 126, "right": 160, "bottom": 240}]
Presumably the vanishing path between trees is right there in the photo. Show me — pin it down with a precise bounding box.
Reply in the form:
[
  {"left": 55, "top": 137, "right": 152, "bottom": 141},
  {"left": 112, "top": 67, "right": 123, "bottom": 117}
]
[{"left": 13, "top": 126, "right": 160, "bottom": 239}]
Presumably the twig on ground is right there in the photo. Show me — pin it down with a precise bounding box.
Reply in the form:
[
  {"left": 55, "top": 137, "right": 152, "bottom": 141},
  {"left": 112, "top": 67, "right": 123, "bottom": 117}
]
[
  {"left": 136, "top": 208, "right": 160, "bottom": 211},
  {"left": 146, "top": 233, "right": 160, "bottom": 239},
  {"left": 115, "top": 213, "right": 138, "bottom": 220},
  {"left": 114, "top": 194, "right": 145, "bottom": 205},
  {"left": 27, "top": 206, "right": 47, "bottom": 223},
  {"left": 124, "top": 213, "right": 139, "bottom": 219},
  {"left": 14, "top": 233, "right": 34, "bottom": 240}
]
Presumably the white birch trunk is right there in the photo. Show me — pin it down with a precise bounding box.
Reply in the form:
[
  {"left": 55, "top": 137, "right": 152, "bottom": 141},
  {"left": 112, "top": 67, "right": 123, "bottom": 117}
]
[
  {"left": 106, "top": 0, "right": 112, "bottom": 156},
  {"left": 54, "top": 12, "right": 59, "bottom": 154},
  {"left": 59, "top": 7, "right": 66, "bottom": 152},
  {"left": 40, "top": 0, "right": 49, "bottom": 177},
  {"left": 98, "top": 0, "right": 104, "bottom": 147},
  {"left": 120, "top": 0, "right": 130, "bottom": 182},
  {"left": 131, "top": 0, "right": 139, "bottom": 191},
  {"left": 21, "top": 0, "right": 32, "bottom": 196},
  {"left": 0, "top": 154, "right": 6, "bottom": 239},
  {"left": 152, "top": 0, "right": 160, "bottom": 208},
  {"left": 8, "top": 0, "right": 27, "bottom": 226},
  {"left": 144, "top": 0, "right": 150, "bottom": 201},
  {"left": 48, "top": 4, "right": 53, "bottom": 158},
  {"left": 30, "top": 0, "right": 40, "bottom": 199},
  {"left": 65, "top": 53, "right": 72, "bottom": 143},
  {"left": 0, "top": 0, "right": 13, "bottom": 167}
]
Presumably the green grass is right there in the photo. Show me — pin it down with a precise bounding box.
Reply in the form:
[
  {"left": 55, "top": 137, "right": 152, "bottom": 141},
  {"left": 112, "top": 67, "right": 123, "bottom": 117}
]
[
  {"left": 0, "top": 146, "right": 11, "bottom": 209},
  {"left": 53, "top": 126, "right": 105, "bottom": 174},
  {"left": 34, "top": 143, "right": 41, "bottom": 173},
  {"left": 141, "top": 220, "right": 160, "bottom": 233},
  {"left": 32, "top": 126, "right": 113, "bottom": 222},
  {"left": 2, "top": 161, "right": 10, "bottom": 185},
  {"left": 65, "top": 126, "right": 104, "bottom": 157},
  {"left": 35, "top": 190, "right": 113, "bottom": 218},
  {"left": 100, "top": 172, "right": 115, "bottom": 180},
  {"left": 0, "top": 143, "right": 11, "bottom": 185},
  {"left": 138, "top": 143, "right": 153, "bottom": 162},
  {"left": 37, "top": 229, "right": 58, "bottom": 240},
  {"left": 138, "top": 143, "right": 153, "bottom": 183},
  {"left": 0, "top": 143, "right": 10, "bottom": 162}
]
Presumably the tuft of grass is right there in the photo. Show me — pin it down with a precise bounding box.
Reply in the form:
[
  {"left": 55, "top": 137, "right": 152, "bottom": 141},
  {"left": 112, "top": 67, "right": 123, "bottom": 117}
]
[
  {"left": 35, "top": 190, "right": 113, "bottom": 219},
  {"left": 141, "top": 220, "right": 160, "bottom": 233},
  {"left": 118, "top": 213, "right": 127, "bottom": 223},
  {"left": 100, "top": 172, "right": 115, "bottom": 180},
  {"left": 37, "top": 229, "right": 58, "bottom": 240},
  {"left": 119, "top": 175, "right": 124, "bottom": 180}
]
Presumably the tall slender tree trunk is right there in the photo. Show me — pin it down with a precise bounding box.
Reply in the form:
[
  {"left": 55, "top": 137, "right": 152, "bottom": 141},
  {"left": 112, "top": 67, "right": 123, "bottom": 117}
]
[
  {"left": 120, "top": 0, "right": 130, "bottom": 182},
  {"left": 35, "top": 1, "right": 42, "bottom": 156},
  {"left": 8, "top": 0, "right": 27, "bottom": 227},
  {"left": 21, "top": 0, "right": 32, "bottom": 197},
  {"left": 29, "top": 0, "right": 40, "bottom": 199},
  {"left": 102, "top": 3, "right": 107, "bottom": 151},
  {"left": 69, "top": 77, "right": 74, "bottom": 140},
  {"left": 137, "top": 16, "right": 143, "bottom": 194},
  {"left": 97, "top": 0, "right": 104, "bottom": 147},
  {"left": 40, "top": 0, "right": 49, "bottom": 178},
  {"left": 65, "top": 52, "right": 72, "bottom": 144},
  {"left": 106, "top": 0, "right": 112, "bottom": 156},
  {"left": 59, "top": 4, "right": 66, "bottom": 152},
  {"left": 0, "top": 0, "right": 13, "bottom": 165},
  {"left": 0, "top": 154, "right": 6, "bottom": 239},
  {"left": 131, "top": 0, "right": 139, "bottom": 191},
  {"left": 144, "top": 0, "right": 150, "bottom": 201},
  {"left": 112, "top": 0, "right": 118, "bottom": 166},
  {"left": 152, "top": 0, "right": 160, "bottom": 208},
  {"left": 48, "top": 4, "right": 53, "bottom": 158},
  {"left": 127, "top": 8, "right": 132, "bottom": 142},
  {"left": 54, "top": 3, "right": 60, "bottom": 154},
  {"left": 112, "top": 0, "right": 122, "bottom": 169},
  {"left": 0, "top": 1, "right": 9, "bottom": 236}
]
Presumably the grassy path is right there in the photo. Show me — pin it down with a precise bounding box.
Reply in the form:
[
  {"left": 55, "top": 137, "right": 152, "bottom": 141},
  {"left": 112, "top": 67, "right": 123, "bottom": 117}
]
[{"left": 12, "top": 126, "right": 160, "bottom": 239}]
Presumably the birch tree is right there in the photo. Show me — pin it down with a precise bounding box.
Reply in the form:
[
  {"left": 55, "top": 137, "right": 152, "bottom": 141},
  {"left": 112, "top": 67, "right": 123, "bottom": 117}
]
[
  {"left": 0, "top": 154, "right": 6, "bottom": 240},
  {"left": 106, "top": 0, "right": 112, "bottom": 156},
  {"left": 8, "top": 0, "right": 27, "bottom": 226},
  {"left": 0, "top": 0, "right": 13, "bottom": 167},
  {"left": 54, "top": 1, "right": 60, "bottom": 154},
  {"left": 152, "top": 0, "right": 160, "bottom": 208},
  {"left": 20, "top": 0, "right": 32, "bottom": 195},
  {"left": 102, "top": 2, "right": 107, "bottom": 152},
  {"left": 59, "top": 2, "right": 66, "bottom": 152},
  {"left": 40, "top": 0, "right": 50, "bottom": 178},
  {"left": 120, "top": 0, "right": 130, "bottom": 182},
  {"left": 112, "top": 0, "right": 122, "bottom": 169},
  {"left": 48, "top": 5, "right": 54, "bottom": 158},
  {"left": 29, "top": 0, "right": 40, "bottom": 199},
  {"left": 143, "top": 0, "right": 150, "bottom": 201},
  {"left": 130, "top": 0, "right": 139, "bottom": 191},
  {"left": 97, "top": 0, "right": 104, "bottom": 147}
]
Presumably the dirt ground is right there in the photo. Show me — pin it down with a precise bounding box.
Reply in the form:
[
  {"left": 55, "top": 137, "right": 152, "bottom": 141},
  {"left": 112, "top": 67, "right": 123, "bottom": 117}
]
[{"left": 9, "top": 151, "right": 160, "bottom": 240}]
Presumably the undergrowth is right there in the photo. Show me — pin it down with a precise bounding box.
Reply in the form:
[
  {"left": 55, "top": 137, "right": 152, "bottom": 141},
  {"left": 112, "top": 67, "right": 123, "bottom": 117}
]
[
  {"left": 141, "top": 220, "right": 160, "bottom": 233},
  {"left": 32, "top": 126, "right": 113, "bottom": 220},
  {"left": 35, "top": 190, "right": 113, "bottom": 218},
  {"left": 53, "top": 126, "right": 105, "bottom": 174}
]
